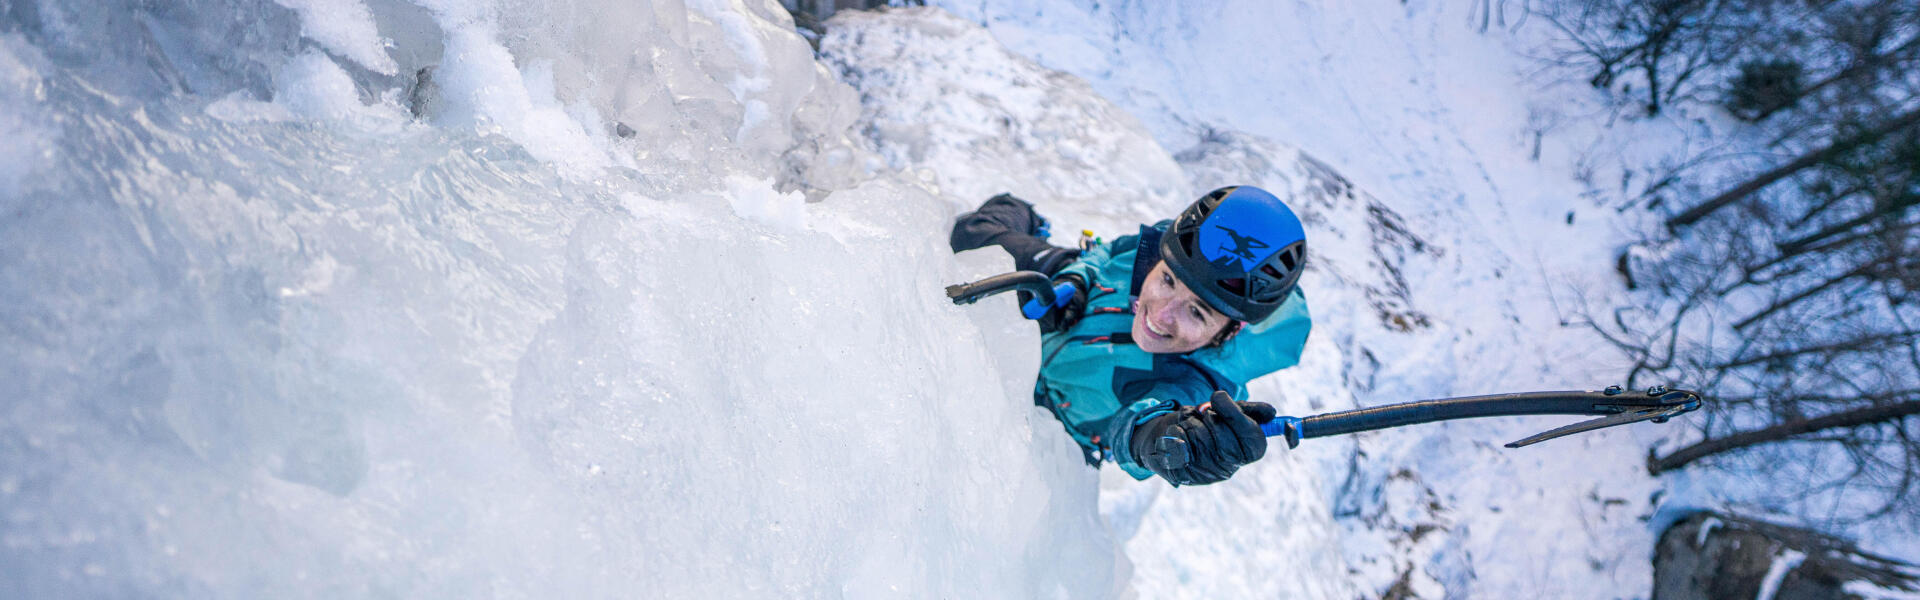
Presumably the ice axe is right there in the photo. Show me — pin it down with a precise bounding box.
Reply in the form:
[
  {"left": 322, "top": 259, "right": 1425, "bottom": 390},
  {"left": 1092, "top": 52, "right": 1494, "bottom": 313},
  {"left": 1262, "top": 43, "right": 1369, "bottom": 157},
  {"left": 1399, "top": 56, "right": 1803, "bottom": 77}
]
[
  {"left": 1258, "top": 386, "right": 1702, "bottom": 448},
  {"left": 945, "top": 270, "right": 1067, "bottom": 319}
]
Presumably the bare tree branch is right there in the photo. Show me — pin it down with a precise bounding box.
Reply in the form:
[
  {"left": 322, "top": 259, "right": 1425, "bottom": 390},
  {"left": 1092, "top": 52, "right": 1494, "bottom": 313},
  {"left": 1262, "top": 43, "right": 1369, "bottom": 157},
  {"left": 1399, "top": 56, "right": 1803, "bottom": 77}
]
[
  {"left": 1651, "top": 399, "right": 1920, "bottom": 473},
  {"left": 1665, "top": 105, "right": 1920, "bottom": 231}
]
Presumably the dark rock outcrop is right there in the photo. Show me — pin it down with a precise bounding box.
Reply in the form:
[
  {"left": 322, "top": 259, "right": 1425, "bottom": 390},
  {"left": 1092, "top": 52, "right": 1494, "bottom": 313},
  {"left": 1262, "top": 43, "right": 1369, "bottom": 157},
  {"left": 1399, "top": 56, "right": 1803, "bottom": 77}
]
[{"left": 1654, "top": 512, "right": 1918, "bottom": 600}]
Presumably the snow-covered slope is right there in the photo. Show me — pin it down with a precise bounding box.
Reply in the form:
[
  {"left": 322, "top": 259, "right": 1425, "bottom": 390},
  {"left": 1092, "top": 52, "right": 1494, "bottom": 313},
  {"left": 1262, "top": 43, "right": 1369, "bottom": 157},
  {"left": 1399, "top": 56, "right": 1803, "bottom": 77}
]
[{"left": 817, "top": 9, "right": 1186, "bottom": 225}]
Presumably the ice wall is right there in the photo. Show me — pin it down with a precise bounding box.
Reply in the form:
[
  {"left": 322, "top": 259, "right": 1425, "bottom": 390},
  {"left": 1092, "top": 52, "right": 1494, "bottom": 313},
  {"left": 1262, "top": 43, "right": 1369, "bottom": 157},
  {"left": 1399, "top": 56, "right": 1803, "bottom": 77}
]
[{"left": 0, "top": 0, "right": 1133, "bottom": 597}]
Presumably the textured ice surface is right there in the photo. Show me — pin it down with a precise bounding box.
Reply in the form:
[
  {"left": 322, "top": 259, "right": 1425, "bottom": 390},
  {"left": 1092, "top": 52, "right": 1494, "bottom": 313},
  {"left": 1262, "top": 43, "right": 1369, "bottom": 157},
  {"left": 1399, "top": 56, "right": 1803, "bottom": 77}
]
[
  {"left": 0, "top": 0, "right": 1120, "bottom": 597},
  {"left": 0, "top": 36, "right": 58, "bottom": 197}
]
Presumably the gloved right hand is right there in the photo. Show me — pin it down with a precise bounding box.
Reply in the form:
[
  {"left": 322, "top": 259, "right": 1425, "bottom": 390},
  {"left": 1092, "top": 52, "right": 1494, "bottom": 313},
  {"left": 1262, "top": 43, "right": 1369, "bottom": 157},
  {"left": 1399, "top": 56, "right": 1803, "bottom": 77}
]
[
  {"left": 1022, "top": 274, "right": 1086, "bottom": 333},
  {"left": 1129, "top": 391, "right": 1277, "bottom": 486}
]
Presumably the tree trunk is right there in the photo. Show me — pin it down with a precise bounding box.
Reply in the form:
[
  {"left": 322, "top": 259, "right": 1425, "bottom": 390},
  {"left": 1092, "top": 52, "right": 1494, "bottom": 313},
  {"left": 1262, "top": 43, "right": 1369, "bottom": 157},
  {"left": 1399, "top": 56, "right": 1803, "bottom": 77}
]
[
  {"left": 1665, "top": 106, "right": 1920, "bottom": 231},
  {"left": 1649, "top": 399, "right": 1920, "bottom": 473}
]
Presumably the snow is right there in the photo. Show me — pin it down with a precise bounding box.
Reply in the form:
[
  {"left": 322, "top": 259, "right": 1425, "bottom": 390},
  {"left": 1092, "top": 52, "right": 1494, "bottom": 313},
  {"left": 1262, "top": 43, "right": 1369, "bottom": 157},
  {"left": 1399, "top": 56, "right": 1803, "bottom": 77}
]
[
  {"left": 430, "top": 22, "right": 614, "bottom": 175},
  {"left": 271, "top": 0, "right": 399, "bottom": 75},
  {"left": 3, "top": 0, "right": 1912, "bottom": 597},
  {"left": 1846, "top": 579, "right": 1920, "bottom": 600},
  {"left": 724, "top": 175, "right": 808, "bottom": 230},
  {"left": 1696, "top": 515, "right": 1723, "bottom": 548},
  {"left": 816, "top": 9, "right": 1187, "bottom": 222},
  {"left": 276, "top": 51, "right": 379, "bottom": 121},
  {"left": 1755, "top": 549, "right": 1806, "bottom": 600}
]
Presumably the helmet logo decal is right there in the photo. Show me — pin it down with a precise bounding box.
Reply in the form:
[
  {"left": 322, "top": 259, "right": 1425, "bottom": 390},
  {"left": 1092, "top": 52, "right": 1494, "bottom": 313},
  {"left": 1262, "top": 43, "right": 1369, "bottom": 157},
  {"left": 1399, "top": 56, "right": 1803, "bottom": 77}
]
[{"left": 1210, "top": 225, "right": 1269, "bottom": 269}]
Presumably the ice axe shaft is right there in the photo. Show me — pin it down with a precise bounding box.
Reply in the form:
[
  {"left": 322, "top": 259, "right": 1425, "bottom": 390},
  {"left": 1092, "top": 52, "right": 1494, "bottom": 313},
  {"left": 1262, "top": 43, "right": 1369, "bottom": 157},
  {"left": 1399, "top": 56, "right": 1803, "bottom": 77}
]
[{"left": 1261, "top": 387, "right": 1703, "bottom": 448}]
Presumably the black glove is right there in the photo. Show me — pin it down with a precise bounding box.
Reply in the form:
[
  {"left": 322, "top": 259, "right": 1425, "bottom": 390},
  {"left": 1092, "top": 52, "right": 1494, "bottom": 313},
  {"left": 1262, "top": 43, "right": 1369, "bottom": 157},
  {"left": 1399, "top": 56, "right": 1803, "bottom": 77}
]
[
  {"left": 1129, "top": 391, "right": 1277, "bottom": 486},
  {"left": 1035, "top": 274, "right": 1087, "bottom": 334}
]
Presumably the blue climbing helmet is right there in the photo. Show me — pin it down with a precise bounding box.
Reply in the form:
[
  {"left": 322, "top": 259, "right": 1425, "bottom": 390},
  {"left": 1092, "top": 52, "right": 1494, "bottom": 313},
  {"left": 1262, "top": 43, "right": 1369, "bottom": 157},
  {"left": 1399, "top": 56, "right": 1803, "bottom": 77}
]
[{"left": 1159, "top": 185, "right": 1308, "bottom": 324}]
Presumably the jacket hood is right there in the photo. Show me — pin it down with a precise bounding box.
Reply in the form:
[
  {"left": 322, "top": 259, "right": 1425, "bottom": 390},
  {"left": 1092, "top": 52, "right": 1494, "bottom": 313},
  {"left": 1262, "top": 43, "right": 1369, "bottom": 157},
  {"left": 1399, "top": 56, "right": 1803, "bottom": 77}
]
[{"left": 1186, "top": 286, "right": 1311, "bottom": 390}]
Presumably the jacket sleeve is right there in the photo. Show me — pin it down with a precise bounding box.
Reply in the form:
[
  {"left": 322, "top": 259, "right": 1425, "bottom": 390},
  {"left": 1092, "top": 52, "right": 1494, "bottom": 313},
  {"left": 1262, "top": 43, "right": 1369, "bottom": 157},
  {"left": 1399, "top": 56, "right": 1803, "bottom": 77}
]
[{"left": 1053, "top": 233, "right": 1130, "bottom": 289}]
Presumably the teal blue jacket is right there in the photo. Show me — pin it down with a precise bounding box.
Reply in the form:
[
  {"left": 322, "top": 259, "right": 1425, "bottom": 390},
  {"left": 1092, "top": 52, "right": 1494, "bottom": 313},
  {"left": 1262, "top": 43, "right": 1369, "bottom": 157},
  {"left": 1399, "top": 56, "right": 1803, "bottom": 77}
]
[{"left": 1035, "top": 223, "right": 1312, "bottom": 480}]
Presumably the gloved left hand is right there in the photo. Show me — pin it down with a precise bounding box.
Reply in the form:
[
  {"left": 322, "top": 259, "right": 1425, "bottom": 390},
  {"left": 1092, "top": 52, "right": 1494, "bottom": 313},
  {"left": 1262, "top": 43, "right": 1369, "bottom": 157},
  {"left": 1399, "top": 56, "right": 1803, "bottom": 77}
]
[
  {"left": 1129, "top": 391, "right": 1277, "bottom": 486},
  {"left": 1022, "top": 274, "right": 1086, "bottom": 333}
]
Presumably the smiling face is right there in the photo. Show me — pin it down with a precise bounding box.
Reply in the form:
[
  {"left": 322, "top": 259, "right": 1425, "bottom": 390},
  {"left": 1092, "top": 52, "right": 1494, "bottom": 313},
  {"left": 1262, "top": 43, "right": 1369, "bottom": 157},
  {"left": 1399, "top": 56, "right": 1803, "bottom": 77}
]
[{"left": 1132, "top": 260, "right": 1234, "bottom": 354}]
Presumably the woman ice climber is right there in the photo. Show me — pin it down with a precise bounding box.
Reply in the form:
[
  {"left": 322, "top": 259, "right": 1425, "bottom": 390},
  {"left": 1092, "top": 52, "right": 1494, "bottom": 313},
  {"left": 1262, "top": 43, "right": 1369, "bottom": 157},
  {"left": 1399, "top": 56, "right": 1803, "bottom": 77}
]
[{"left": 950, "top": 186, "right": 1312, "bottom": 486}]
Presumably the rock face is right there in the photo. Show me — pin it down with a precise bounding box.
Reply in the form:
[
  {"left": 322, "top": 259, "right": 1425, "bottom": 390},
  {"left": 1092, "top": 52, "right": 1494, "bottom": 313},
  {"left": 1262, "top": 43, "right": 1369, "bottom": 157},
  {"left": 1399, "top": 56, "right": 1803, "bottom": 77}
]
[{"left": 1654, "top": 513, "right": 1919, "bottom": 600}]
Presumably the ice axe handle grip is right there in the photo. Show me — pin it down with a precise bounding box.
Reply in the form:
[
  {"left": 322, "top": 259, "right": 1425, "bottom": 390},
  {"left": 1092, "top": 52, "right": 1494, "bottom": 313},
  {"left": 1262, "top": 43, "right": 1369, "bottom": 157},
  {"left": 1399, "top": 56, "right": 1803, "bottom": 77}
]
[
  {"left": 1260, "top": 416, "right": 1305, "bottom": 448},
  {"left": 944, "top": 271, "right": 1056, "bottom": 306}
]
